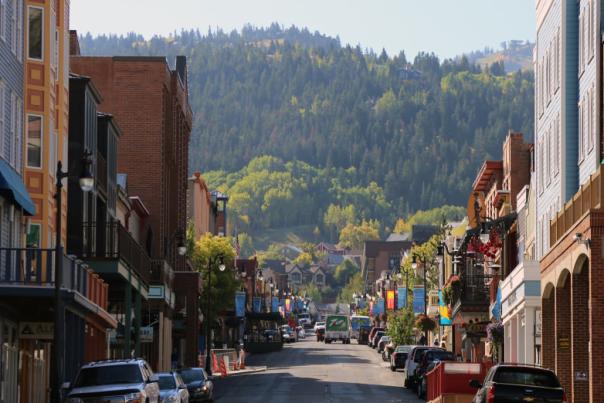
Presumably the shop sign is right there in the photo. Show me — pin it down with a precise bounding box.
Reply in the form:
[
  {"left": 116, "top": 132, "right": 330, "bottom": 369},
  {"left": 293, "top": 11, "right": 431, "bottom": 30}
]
[
  {"left": 558, "top": 337, "right": 570, "bottom": 351},
  {"left": 19, "top": 322, "right": 53, "bottom": 340},
  {"left": 464, "top": 321, "right": 489, "bottom": 338},
  {"left": 140, "top": 326, "right": 154, "bottom": 343}
]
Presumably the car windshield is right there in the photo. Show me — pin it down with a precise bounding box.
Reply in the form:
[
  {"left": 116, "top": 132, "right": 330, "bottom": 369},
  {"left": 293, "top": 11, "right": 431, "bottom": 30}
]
[
  {"left": 158, "top": 374, "right": 176, "bottom": 389},
  {"left": 316, "top": 322, "right": 325, "bottom": 326},
  {"left": 427, "top": 351, "right": 454, "bottom": 362},
  {"left": 494, "top": 368, "right": 560, "bottom": 387},
  {"left": 74, "top": 364, "right": 143, "bottom": 387},
  {"left": 179, "top": 368, "right": 206, "bottom": 384},
  {"left": 396, "top": 346, "right": 411, "bottom": 353}
]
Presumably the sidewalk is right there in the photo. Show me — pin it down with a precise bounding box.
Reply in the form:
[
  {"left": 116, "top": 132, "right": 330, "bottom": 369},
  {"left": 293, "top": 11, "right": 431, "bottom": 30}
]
[{"left": 214, "top": 365, "right": 268, "bottom": 377}]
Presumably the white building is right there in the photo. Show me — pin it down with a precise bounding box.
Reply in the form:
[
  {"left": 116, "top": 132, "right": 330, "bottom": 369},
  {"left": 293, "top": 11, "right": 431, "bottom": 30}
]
[{"left": 501, "top": 185, "right": 541, "bottom": 364}]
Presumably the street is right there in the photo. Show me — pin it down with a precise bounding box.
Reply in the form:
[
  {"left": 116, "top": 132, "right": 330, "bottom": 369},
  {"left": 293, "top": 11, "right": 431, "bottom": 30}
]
[{"left": 214, "top": 335, "right": 423, "bottom": 403}]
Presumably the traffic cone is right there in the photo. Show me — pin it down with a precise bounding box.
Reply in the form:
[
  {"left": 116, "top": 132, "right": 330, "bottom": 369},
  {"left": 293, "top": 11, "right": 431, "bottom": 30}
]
[
  {"left": 220, "top": 356, "right": 228, "bottom": 377},
  {"left": 212, "top": 351, "right": 220, "bottom": 374},
  {"left": 240, "top": 349, "right": 246, "bottom": 369}
]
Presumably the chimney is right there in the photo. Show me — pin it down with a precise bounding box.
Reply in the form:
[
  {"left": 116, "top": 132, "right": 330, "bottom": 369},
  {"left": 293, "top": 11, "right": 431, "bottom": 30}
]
[{"left": 69, "top": 30, "right": 81, "bottom": 56}]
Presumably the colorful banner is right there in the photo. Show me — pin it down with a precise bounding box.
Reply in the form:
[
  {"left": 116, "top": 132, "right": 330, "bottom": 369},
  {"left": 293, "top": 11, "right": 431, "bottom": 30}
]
[
  {"left": 375, "top": 298, "right": 385, "bottom": 316},
  {"left": 297, "top": 299, "right": 304, "bottom": 311},
  {"left": 271, "top": 297, "right": 279, "bottom": 313},
  {"left": 285, "top": 298, "right": 291, "bottom": 313},
  {"left": 386, "top": 290, "right": 395, "bottom": 310},
  {"left": 253, "top": 297, "right": 262, "bottom": 313},
  {"left": 397, "top": 287, "right": 407, "bottom": 309},
  {"left": 235, "top": 292, "right": 246, "bottom": 317},
  {"left": 413, "top": 287, "right": 425, "bottom": 314},
  {"left": 358, "top": 298, "right": 366, "bottom": 309},
  {"left": 439, "top": 290, "right": 452, "bottom": 326},
  {"left": 492, "top": 287, "right": 502, "bottom": 321}
]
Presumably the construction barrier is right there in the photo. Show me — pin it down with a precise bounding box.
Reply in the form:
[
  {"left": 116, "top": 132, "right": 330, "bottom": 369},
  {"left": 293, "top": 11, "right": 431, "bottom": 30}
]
[
  {"left": 426, "top": 361, "right": 493, "bottom": 403},
  {"left": 211, "top": 348, "right": 238, "bottom": 372}
]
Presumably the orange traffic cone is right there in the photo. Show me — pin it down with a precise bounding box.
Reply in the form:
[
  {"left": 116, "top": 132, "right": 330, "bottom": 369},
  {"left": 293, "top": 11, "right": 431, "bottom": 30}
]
[
  {"left": 212, "top": 351, "right": 220, "bottom": 374},
  {"left": 220, "top": 356, "right": 228, "bottom": 377}
]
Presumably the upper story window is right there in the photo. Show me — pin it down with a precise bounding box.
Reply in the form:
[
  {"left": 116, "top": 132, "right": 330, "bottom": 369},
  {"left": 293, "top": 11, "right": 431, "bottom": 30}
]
[
  {"left": 0, "top": 82, "right": 4, "bottom": 158},
  {"left": 28, "top": 6, "right": 43, "bottom": 60},
  {"left": 316, "top": 274, "right": 324, "bottom": 284},
  {"left": 26, "top": 114, "right": 42, "bottom": 168},
  {"left": 292, "top": 272, "right": 301, "bottom": 283},
  {"left": 0, "top": 0, "right": 6, "bottom": 42}
]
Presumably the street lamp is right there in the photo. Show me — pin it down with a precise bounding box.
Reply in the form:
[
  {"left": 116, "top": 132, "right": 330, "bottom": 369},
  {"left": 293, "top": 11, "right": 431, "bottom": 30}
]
[
  {"left": 205, "top": 254, "right": 226, "bottom": 375},
  {"left": 50, "top": 150, "right": 94, "bottom": 403},
  {"left": 412, "top": 254, "right": 430, "bottom": 345}
]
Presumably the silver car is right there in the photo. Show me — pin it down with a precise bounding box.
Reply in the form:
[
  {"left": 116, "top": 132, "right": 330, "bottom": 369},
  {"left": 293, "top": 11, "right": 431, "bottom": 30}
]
[
  {"left": 63, "top": 359, "right": 161, "bottom": 402},
  {"left": 158, "top": 372, "right": 190, "bottom": 403}
]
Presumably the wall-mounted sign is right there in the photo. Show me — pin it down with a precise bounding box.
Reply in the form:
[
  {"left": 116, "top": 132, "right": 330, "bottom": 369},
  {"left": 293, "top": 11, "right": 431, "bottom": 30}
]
[
  {"left": 19, "top": 322, "right": 53, "bottom": 340},
  {"left": 558, "top": 337, "right": 570, "bottom": 351},
  {"left": 140, "top": 326, "right": 154, "bottom": 343}
]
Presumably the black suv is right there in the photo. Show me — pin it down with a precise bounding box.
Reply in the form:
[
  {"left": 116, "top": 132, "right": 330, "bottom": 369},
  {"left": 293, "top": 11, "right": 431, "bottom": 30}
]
[{"left": 63, "top": 358, "right": 160, "bottom": 402}]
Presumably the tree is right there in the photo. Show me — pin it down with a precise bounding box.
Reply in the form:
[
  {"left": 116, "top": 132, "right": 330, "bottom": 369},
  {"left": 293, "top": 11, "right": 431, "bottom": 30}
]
[
  {"left": 338, "top": 220, "right": 380, "bottom": 250},
  {"left": 191, "top": 234, "right": 239, "bottom": 319},
  {"left": 333, "top": 260, "right": 359, "bottom": 286},
  {"left": 393, "top": 218, "right": 410, "bottom": 234},
  {"left": 387, "top": 309, "right": 416, "bottom": 346},
  {"left": 323, "top": 204, "right": 356, "bottom": 241},
  {"left": 337, "top": 272, "right": 365, "bottom": 303},
  {"left": 292, "top": 252, "right": 313, "bottom": 268},
  {"left": 299, "top": 283, "right": 322, "bottom": 303}
]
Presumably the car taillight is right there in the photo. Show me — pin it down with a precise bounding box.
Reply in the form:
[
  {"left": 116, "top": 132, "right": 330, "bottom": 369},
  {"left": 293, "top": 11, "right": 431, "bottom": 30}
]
[
  {"left": 486, "top": 384, "right": 495, "bottom": 403},
  {"left": 562, "top": 391, "right": 567, "bottom": 403}
]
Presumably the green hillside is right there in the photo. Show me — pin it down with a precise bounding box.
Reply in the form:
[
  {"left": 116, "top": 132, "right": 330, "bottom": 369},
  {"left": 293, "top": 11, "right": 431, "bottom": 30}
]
[{"left": 79, "top": 25, "right": 534, "bottom": 217}]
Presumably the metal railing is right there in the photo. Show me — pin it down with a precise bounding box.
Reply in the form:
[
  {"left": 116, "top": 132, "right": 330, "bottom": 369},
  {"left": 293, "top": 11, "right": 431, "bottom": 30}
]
[
  {"left": 452, "top": 274, "right": 492, "bottom": 308},
  {"left": 81, "top": 221, "right": 151, "bottom": 286},
  {"left": 0, "top": 248, "right": 88, "bottom": 295}
]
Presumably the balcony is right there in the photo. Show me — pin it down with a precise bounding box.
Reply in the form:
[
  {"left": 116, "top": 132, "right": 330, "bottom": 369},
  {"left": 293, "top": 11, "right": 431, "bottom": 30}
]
[
  {"left": 0, "top": 248, "right": 114, "bottom": 324},
  {"left": 452, "top": 274, "right": 493, "bottom": 317},
  {"left": 81, "top": 222, "right": 151, "bottom": 288},
  {"left": 97, "top": 152, "right": 108, "bottom": 196},
  {"left": 550, "top": 166, "right": 603, "bottom": 247}
]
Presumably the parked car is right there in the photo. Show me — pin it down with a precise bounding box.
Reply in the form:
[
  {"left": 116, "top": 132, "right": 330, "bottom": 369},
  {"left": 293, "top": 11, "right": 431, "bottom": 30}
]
[
  {"left": 157, "top": 371, "right": 190, "bottom": 403},
  {"left": 358, "top": 325, "right": 372, "bottom": 345},
  {"left": 390, "top": 345, "right": 413, "bottom": 371},
  {"left": 403, "top": 346, "right": 443, "bottom": 390},
  {"left": 63, "top": 358, "right": 161, "bottom": 402},
  {"left": 281, "top": 325, "right": 297, "bottom": 343},
  {"left": 370, "top": 331, "right": 385, "bottom": 349},
  {"left": 415, "top": 350, "right": 455, "bottom": 398},
  {"left": 367, "top": 327, "right": 384, "bottom": 348},
  {"left": 297, "top": 312, "right": 312, "bottom": 328},
  {"left": 177, "top": 367, "right": 214, "bottom": 403},
  {"left": 376, "top": 335, "right": 391, "bottom": 353},
  {"left": 470, "top": 364, "right": 567, "bottom": 403}
]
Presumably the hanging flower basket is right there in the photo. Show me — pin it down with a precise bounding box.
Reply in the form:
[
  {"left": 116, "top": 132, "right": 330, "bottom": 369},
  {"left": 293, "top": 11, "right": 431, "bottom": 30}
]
[
  {"left": 415, "top": 314, "right": 436, "bottom": 332},
  {"left": 486, "top": 322, "right": 504, "bottom": 344}
]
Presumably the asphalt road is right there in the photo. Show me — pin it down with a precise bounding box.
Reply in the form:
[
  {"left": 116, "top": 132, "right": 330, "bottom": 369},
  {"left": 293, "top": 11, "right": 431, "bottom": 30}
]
[{"left": 213, "top": 334, "right": 423, "bottom": 403}]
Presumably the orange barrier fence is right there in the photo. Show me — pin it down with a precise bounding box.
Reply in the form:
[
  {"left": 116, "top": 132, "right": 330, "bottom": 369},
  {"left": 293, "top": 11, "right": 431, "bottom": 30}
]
[{"left": 426, "top": 361, "right": 493, "bottom": 402}]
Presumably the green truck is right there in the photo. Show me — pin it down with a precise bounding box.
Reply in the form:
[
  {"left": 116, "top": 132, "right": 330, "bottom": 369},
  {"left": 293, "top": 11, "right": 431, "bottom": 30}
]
[{"left": 324, "top": 314, "right": 351, "bottom": 344}]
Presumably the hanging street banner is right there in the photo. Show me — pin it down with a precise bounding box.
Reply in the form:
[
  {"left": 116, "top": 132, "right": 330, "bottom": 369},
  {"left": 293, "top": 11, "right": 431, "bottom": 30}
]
[
  {"left": 413, "top": 287, "right": 425, "bottom": 314},
  {"left": 491, "top": 287, "right": 502, "bottom": 321},
  {"left": 397, "top": 287, "right": 407, "bottom": 309},
  {"left": 439, "top": 290, "right": 452, "bottom": 326},
  {"left": 253, "top": 297, "right": 262, "bottom": 313},
  {"left": 271, "top": 297, "right": 279, "bottom": 313},
  {"left": 374, "top": 298, "right": 385, "bottom": 316},
  {"left": 358, "top": 298, "right": 366, "bottom": 309},
  {"left": 235, "top": 292, "right": 246, "bottom": 317},
  {"left": 285, "top": 298, "right": 291, "bottom": 313},
  {"left": 386, "top": 290, "right": 395, "bottom": 310},
  {"left": 297, "top": 299, "right": 304, "bottom": 311}
]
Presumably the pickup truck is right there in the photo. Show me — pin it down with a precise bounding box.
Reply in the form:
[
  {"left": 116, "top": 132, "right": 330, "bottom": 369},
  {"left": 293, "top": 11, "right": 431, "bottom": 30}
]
[
  {"left": 470, "top": 364, "right": 567, "bottom": 403},
  {"left": 324, "top": 314, "right": 351, "bottom": 344}
]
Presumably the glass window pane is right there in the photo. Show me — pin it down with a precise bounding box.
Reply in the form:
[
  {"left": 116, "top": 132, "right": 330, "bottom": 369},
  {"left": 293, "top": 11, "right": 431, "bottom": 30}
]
[
  {"left": 28, "top": 7, "right": 42, "bottom": 60},
  {"left": 27, "top": 115, "right": 41, "bottom": 168}
]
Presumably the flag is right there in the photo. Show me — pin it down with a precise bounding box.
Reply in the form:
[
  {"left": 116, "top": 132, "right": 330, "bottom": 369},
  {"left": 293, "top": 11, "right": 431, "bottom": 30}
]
[
  {"left": 413, "top": 287, "right": 425, "bottom": 314},
  {"left": 439, "top": 290, "right": 452, "bottom": 325}
]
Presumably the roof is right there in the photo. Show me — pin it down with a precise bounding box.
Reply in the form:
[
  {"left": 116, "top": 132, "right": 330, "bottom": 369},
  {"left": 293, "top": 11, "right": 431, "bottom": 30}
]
[
  {"left": 261, "top": 259, "right": 287, "bottom": 273},
  {"left": 0, "top": 159, "right": 36, "bottom": 216},
  {"left": 363, "top": 240, "right": 413, "bottom": 258},
  {"left": 386, "top": 233, "right": 409, "bottom": 242},
  {"left": 472, "top": 160, "right": 503, "bottom": 192},
  {"left": 411, "top": 224, "right": 439, "bottom": 244}
]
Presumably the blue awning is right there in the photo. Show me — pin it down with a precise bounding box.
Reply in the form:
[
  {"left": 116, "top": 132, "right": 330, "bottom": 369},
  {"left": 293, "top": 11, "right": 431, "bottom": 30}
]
[{"left": 0, "top": 159, "right": 36, "bottom": 216}]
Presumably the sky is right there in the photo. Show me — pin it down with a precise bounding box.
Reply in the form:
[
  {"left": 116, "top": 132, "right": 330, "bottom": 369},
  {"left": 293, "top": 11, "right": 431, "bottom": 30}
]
[{"left": 71, "top": 0, "right": 535, "bottom": 59}]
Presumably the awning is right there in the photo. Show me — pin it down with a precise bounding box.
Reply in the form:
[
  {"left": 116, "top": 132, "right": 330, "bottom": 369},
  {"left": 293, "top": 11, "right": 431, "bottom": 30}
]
[{"left": 0, "top": 159, "right": 36, "bottom": 216}]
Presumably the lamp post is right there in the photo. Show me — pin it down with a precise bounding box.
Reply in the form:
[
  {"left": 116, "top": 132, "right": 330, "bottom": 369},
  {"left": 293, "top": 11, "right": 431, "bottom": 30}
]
[
  {"left": 50, "top": 151, "right": 94, "bottom": 403},
  {"left": 412, "top": 254, "right": 429, "bottom": 345},
  {"left": 205, "top": 254, "right": 226, "bottom": 375}
]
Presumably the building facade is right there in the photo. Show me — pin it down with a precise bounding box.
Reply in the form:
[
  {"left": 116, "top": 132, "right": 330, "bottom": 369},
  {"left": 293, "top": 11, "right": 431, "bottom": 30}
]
[{"left": 70, "top": 54, "right": 193, "bottom": 371}]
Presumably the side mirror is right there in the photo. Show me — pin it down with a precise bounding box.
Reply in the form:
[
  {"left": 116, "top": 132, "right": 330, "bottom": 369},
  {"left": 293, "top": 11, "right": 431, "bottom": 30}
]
[
  {"left": 61, "top": 382, "right": 71, "bottom": 390},
  {"left": 178, "top": 384, "right": 187, "bottom": 390},
  {"left": 469, "top": 379, "right": 482, "bottom": 389},
  {"left": 148, "top": 374, "right": 160, "bottom": 384},
  {"left": 208, "top": 375, "right": 215, "bottom": 381}
]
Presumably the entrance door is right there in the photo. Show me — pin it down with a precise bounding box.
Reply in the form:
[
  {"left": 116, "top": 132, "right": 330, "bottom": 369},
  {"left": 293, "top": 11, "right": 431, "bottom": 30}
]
[{"left": 0, "top": 319, "right": 18, "bottom": 403}]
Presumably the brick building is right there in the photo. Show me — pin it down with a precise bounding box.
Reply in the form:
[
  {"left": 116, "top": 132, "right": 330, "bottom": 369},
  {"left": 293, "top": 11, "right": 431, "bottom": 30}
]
[
  {"left": 361, "top": 240, "right": 412, "bottom": 293},
  {"left": 70, "top": 51, "right": 194, "bottom": 371}
]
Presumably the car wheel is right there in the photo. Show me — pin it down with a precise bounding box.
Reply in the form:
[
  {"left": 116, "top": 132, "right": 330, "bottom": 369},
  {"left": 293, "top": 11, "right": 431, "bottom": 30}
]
[{"left": 390, "top": 365, "right": 395, "bottom": 372}]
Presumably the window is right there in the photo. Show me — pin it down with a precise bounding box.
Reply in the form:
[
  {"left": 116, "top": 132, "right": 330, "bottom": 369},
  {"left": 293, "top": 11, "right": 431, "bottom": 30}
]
[
  {"left": 14, "top": 99, "right": 21, "bottom": 172},
  {"left": 554, "top": 116, "right": 560, "bottom": 176},
  {"left": 9, "top": 0, "right": 15, "bottom": 54},
  {"left": 8, "top": 91, "right": 15, "bottom": 166},
  {"left": 50, "top": 8, "right": 57, "bottom": 73},
  {"left": 316, "top": 274, "right": 324, "bottom": 284},
  {"left": 0, "top": 0, "right": 5, "bottom": 41},
  {"left": 26, "top": 115, "right": 42, "bottom": 168},
  {"left": 16, "top": 0, "right": 21, "bottom": 61},
  {"left": 49, "top": 126, "right": 56, "bottom": 176},
  {"left": 0, "top": 82, "right": 4, "bottom": 158},
  {"left": 26, "top": 222, "right": 40, "bottom": 248},
  {"left": 578, "top": 101, "right": 584, "bottom": 161},
  {"left": 292, "top": 272, "right": 301, "bottom": 283},
  {"left": 589, "top": 86, "right": 595, "bottom": 151},
  {"left": 27, "top": 6, "right": 43, "bottom": 60}
]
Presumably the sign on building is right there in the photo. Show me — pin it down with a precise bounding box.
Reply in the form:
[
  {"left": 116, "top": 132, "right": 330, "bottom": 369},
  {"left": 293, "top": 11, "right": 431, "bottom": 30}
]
[{"left": 19, "top": 322, "right": 53, "bottom": 340}]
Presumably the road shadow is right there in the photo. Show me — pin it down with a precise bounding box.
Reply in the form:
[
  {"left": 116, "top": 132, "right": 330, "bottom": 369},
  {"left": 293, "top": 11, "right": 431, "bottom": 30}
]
[{"left": 214, "top": 371, "right": 421, "bottom": 403}]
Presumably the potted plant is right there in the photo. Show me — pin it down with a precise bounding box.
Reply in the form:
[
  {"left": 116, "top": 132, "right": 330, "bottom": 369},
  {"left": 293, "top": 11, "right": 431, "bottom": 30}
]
[{"left": 415, "top": 314, "right": 436, "bottom": 333}]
